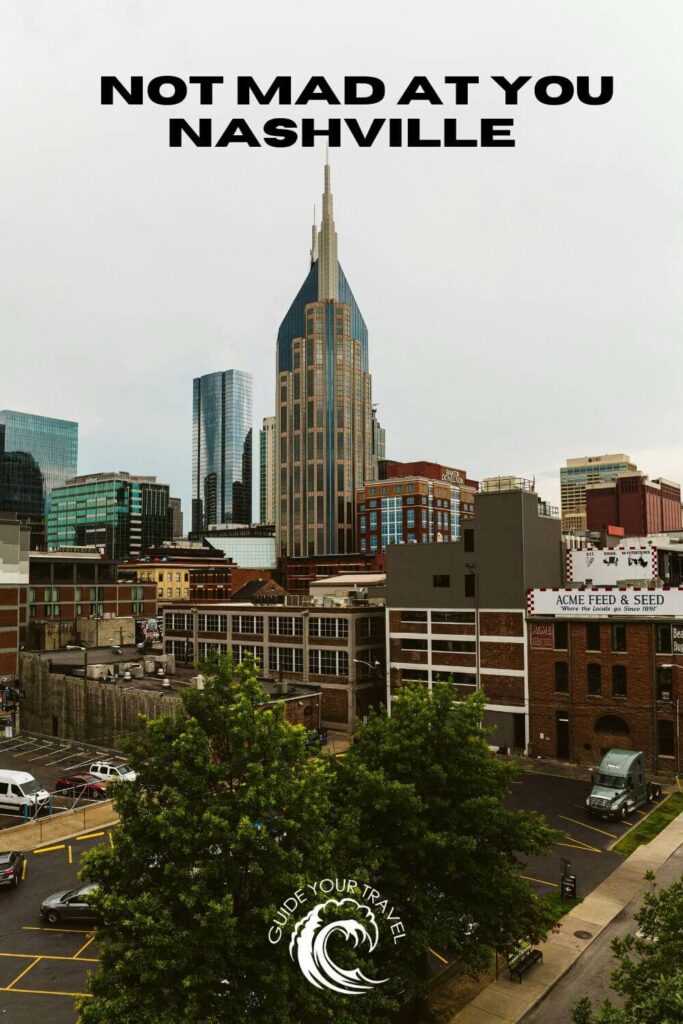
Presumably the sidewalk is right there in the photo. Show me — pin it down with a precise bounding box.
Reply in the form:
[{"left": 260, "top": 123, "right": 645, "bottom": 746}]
[{"left": 448, "top": 809, "right": 683, "bottom": 1023}]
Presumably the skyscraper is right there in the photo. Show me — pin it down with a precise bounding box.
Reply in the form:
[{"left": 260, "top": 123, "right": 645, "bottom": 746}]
[
  {"left": 259, "top": 416, "right": 277, "bottom": 525},
  {"left": 0, "top": 411, "right": 78, "bottom": 513},
  {"left": 560, "top": 453, "right": 637, "bottom": 531},
  {"left": 192, "top": 370, "right": 253, "bottom": 533},
  {"left": 276, "top": 161, "right": 373, "bottom": 557}
]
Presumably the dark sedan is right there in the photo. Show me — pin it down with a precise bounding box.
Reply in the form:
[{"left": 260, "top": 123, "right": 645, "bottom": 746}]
[
  {"left": 0, "top": 850, "right": 26, "bottom": 888},
  {"left": 41, "top": 884, "right": 100, "bottom": 925},
  {"left": 55, "top": 774, "right": 108, "bottom": 800}
]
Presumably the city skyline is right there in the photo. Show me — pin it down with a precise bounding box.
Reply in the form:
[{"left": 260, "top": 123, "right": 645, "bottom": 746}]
[{"left": 2, "top": 2, "right": 682, "bottom": 526}]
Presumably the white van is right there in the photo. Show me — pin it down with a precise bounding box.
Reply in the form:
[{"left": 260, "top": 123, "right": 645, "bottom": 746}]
[{"left": 0, "top": 770, "right": 50, "bottom": 814}]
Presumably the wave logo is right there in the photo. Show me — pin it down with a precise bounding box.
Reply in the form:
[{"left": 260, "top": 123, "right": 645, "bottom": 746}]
[{"left": 289, "top": 897, "right": 389, "bottom": 996}]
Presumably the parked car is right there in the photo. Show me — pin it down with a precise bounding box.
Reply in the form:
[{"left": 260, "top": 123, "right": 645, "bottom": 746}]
[
  {"left": 0, "top": 770, "right": 50, "bottom": 814},
  {"left": 41, "top": 883, "right": 100, "bottom": 925},
  {"left": 88, "top": 761, "right": 136, "bottom": 783},
  {"left": 0, "top": 850, "right": 26, "bottom": 888},
  {"left": 55, "top": 774, "right": 108, "bottom": 800}
]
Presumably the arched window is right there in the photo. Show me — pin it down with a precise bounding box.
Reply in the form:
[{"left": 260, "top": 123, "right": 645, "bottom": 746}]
[{"left": 595, "top": 715, "right": 630, "bottom": 735}]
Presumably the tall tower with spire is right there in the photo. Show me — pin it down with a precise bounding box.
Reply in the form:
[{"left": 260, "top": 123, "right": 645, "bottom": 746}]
[{"left": 275, "top": 160, "right": 373, "bottom": 557}]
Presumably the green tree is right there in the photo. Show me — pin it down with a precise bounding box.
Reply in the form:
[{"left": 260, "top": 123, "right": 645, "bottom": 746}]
[
  {"left": 572, "top": 872, "right": 683, "bottom": 1024},
  {"left": 79, "top": 656, "right": 363, "bottom": 1024},
  {"left": 334, "top": 684, "right": 559, "bottom": 1000}
]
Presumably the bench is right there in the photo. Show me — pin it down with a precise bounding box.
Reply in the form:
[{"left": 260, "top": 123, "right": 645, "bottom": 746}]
[{"left": 507, "top": 944, "right": 543, "bottom": 982}]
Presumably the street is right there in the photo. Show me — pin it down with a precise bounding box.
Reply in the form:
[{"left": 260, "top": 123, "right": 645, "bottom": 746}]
[{"left": 521, "top": 841, "right": 683, "bottom": 1024}]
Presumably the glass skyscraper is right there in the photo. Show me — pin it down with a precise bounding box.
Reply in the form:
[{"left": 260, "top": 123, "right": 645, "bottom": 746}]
[
  {"left": 0, "top": 411, "right": 78, "bottom": 514},
  {"left": 192, "top": 370, "right": 253, "bottom": 532},
  {"left": 276, "top": 161, "right": 373, "bottom": 557}
]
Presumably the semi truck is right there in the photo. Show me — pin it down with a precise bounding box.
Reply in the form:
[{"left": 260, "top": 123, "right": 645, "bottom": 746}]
[{"left": 585, "top": 749, "right": 661, "bottom": 821}]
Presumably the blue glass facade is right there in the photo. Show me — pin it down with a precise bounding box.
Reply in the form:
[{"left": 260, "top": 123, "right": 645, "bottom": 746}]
[
  {"left": 0, "top": 411, "right": 78, "bottom": 514},
  {"left": 192, "top": 371, "right": 253, "bottom": 532}
]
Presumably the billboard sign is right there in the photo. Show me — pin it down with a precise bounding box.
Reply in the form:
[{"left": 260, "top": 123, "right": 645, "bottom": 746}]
[
  {"left": 566, "top": 547, "right": 657, "bottom": 586},
  {"left": 528, "top": 587, "right": 683, "bottom": 617},
  {"left": 673, "top": 626, "right": 683, "bottom": 654}
]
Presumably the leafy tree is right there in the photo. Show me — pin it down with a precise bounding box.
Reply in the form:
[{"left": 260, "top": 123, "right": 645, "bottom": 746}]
[
  {"left": 335, "top": 684, "right": 560, "bottom": 999},
  {"left": 79, "top": 656, "right": 364, "bottom": 1024},
  {"left": 572, "top": 872, "right": 683, "bottom": 1024}
]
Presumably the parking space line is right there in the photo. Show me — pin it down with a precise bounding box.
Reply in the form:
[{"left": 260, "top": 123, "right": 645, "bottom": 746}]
[
  {"left": 73, "top": 936, "right": 96, "bottom": 959},
  {"left": 108, "top": 831, "right": 114, "bottom": 847},
  {"left": 6, "top": 956, "right": 40, "bottom": 989},
  {"left": 27, "top": 747, "right": 58, "bottom": 762},
  {"left": 0, "top": 952, "right": 99, "bottom": 963},
  {"left": 557, "top": 839, "right": 602, "bottom": 855},
  {"left": 558, "top": 814, "right": 616, "bottom": 839},
  {"left": 68, "top": 844, "right": 73, "bottom": 864},
  {"left": 428, "top": 947, "right": 449, "bottom": 965},
  {"left": 76, "top": 831, "right": 104, "bottom": 841},
  {"left": 21, "top": 858, "right": 27, "bottom": 880},
  {"left": 520, "top": 874, "right": 559, "bottom": 888},
  {"left": 23, "top": 926, "right": 92, "bottom": 934},
  {"left": 33, "top": 844, "right": 65, "bottom": 854},
  {"left": 0, "top": 986, "right": 93, "bottom": 998}
]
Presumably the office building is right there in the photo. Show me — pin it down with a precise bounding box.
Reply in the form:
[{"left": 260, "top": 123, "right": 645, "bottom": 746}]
[
  {"left": 380, "top": 460, "right": 477, "bottom": 520},
  {"left": 370, "top": 408, "right": 385, "bottom": 481},
  {"left": 0, "top": 514, "right": 30, "bottom": 683},
  {"left": 586, "top": 473, "right": 682, "bottom": 536},
  {"left": 276, "top": 160, "right": 373, "bottom": 558},
  {"left": 259, "top": 416, "right": 277, "bottom": 525},
  {"left": 192, "top": 370, "right": 253, "bottom": 532},
  {"left": 0, "top": 410, "right": 78, "bottom": 513},
  {"left": 386, "top": 483, "right": 563, "bottom": 752},
  {"left": 47, "top": 472, "right": 171, "bottom": 559},
  {"left": 560, "top": 454, "right": 637, "bottom": 532},
  {"left": 279, "top": 552, "right": 384, "bottom": 596},
  {"left": 356, "top": 475, "right": 460, "bottom": 553},
  {"left": 167, "top": 497, "right": 183, "bottom": 539},
  {"left": 527, "top": 587, "right": 683, "bottom": 772}
]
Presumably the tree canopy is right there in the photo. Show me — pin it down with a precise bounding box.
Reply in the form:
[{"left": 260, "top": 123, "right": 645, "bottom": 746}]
[
  {"left": 80, "top": 666, "right": 557, "bottom": 1023},
  {"left": 572, "top": 872, "right": 683, "bottom": 1024}
]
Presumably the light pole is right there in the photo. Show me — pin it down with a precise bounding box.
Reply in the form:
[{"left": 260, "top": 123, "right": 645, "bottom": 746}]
[
  {"left": 352, "top": 658, "right": 382, "bottom": 725},
  {"left": 658, "top": 664, "right": 680, "bottom": 774},
  {"left": 66, "top": 645, "right": 88, "bottom": 743},
  {"left": 465, "top": 563, "right": 480, "bottom": 691}
]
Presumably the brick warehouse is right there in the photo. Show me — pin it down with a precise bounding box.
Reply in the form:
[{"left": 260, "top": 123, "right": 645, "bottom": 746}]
[
  {"left": 386, "top": 482, "right": 563, "bottom": 751},
  {"left": 527, "top": 586, "right": 683, "bottom": 773},
  {"left": 0, "top": 513, "right": 29, "bottom": 682},
  {"left": 162, "top": 600, "right": 385, "bottom": 731}
]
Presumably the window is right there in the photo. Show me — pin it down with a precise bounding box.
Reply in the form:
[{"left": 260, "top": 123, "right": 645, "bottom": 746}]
[
  {"left": 400, "top": 610, "right": 427, "bottom": 624},
  {"left": 432, "top": 640, "right": 475, "bottom": 653},
  {"left": 554, "top": 662, "right": 569, "bottom": 693},
  {"left": 359, "top": 516, "right": 366, "bottom": 532},
  {"left": 232, "top": 644, "right": 262, "bottom": 665},
  {"left": 611, "top": 623, "right": 627, "bottom": 653},
  {"left": 656, "top": 623, "right": 672, "bottom": 653},
  {"left": 369, "top": 512, "right": 378, "bottom": 529},
  {"left": 433, "top": 574, "right": 450, "bottom": 588},
  {"left": 269, "top": 616, "right": 303, "bottom": 637},
  {"left": 308, "top": 649, "right": 349, "bottom": 676},
  {"left": 657, "top": 719, "right": 675, "bottom": 757},
  {"left": 612, "top": 665, "right": 627, "bottom": 698},
  {"left": 400, "top": 638, "right": 428, "bottom": 651},
  {"left": 463, "top": 529, "right": 474, "bottom": 552},
  {"left": 431, "top": 611, "right": 475, "bottom": 624},
  {"left": 656, "top": 666, "right": 673, "bottom": 701},
  {"left": 587, "top": 663, "right": 601, "bottom": 695},
  {"left": 309, "top": 617, "right": 348, "bottom": 639},
  {"left": 268, "top": 647, "right": 304, "bottom": 673},
  {"left": 554, "top": 622, "right": 568, "bottom": 650},
  {"left": 370, "top": 535, "right": 378, "bottom": 553},
  {"left": 166, "top": 612, "right": 190, "bottom": 632},
  {"left": 232, "top": 615, "right": 264, "bottom": 635},
  {"left": 197, "top": 642, "right": 229, "bottom": 662},
  {"left": 198, "top": 614, "right": 227, "bottom": 634},
  {"left": 406, "top": 496, "right": 415, "bottom": 505},
  {"left": 586, "top": 623, "right": 601, "bottom": 652},
  {"left": 464, "top": 574, "right": 475, "bottom": 598},
  {"left": 595, "top": 714, "right": 629, "bottom": 735}
]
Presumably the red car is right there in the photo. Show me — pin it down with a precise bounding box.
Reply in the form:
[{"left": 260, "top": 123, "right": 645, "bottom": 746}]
[{"left": 55, "top": 774, "right": 108, "bottom": 800}]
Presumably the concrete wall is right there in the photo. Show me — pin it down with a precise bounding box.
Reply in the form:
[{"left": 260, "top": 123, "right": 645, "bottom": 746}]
[{"left": 78, "top": 617, "right": 136, "bottom": 648}]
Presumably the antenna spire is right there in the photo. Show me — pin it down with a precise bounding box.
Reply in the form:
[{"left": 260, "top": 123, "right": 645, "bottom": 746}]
[{"left": 318, "top": 153, "right": 338, "bottom": 300}]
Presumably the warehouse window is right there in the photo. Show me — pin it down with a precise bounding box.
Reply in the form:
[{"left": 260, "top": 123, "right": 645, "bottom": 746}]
[
  {"left": 612, "top": 665, "right": 627, "bottom": 698},
  {"left": 587, "top": 663, "right": 602, "bottom": 695},
  {"left": 554, "top": 662, "right": 569, "bottom": 693}
]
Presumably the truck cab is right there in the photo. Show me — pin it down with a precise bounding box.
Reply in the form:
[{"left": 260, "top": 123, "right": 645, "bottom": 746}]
[{"left": 585, "top": 749, "right": 652, "bottom": 821}]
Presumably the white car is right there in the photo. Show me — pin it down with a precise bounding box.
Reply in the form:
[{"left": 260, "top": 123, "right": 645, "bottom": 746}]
[{"left": 88, "top": 761, "right": 137, "bottom": 783}]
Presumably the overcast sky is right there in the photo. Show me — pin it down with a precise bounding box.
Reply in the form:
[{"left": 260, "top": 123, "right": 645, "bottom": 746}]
[{"left": 2, "top": 0, "right": 682, "bottom": 522}]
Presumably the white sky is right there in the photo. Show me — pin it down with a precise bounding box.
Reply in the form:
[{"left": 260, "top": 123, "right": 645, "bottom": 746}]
[{"left": 1, "top": 1, "right": 682, "bottom": 521}]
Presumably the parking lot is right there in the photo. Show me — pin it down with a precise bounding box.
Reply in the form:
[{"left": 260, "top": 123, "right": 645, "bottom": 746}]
[
  {"left": 0, "top": 828, "right": 109, "bottom": 1023},
  {"left": 0, "top": 734, "right": 118, "bottom": 828}
]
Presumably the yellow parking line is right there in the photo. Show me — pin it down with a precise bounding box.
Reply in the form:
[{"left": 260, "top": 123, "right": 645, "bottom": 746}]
[
  {"left": 21, "top": 858, "right": 27, "bottom": 881},
  {"left": 557, "top": 840, "right": 602, "bottom": 855},
  {"left": 76, "top": 831, "right": 105, "bottom": 841},
  {"left": 6, "top": 956, "right": 40, "bottom": 989},
  {"left": 33, "top": 844, "right": 65, "bottom": 854},
  {"left": 73, "top": 936, "right": 96, "bottom": 959},
  {"left": 428, "top": 947, "right": 449, "bottom": 965},
  {"left": 22, "top": 926, "right": 92, "bottom": 935},
  {"left": 0, "top": 986, "right": 93, "bottom": 998},
  {"left": 0, "top": 952, "right": 99, "bottom": 963},
  {"left": 108, "top": 832, "right": 114, "bottom": 848},
  {"left": 521, "top": 875, "right": 559, "bottom": 888},
  {"left": 68, "top": 845, "right": 73, "bottom": 865},
  {"left": 559, "top": 814, "right": 615, "bottom": 839}
]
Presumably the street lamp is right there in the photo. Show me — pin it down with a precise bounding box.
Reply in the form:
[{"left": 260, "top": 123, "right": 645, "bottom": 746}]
[
  {"left": 658, "top": 664, "right": 680, "bottom": 773},
  {"left": 353, "top": 658, "right": 381, "bottom": 676},
  {"left": 465, "top": 563, "right": 481, "bottom": 691}
]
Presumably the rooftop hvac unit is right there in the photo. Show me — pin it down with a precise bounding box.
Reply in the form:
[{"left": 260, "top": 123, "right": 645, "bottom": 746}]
[{"left": 274, "top": 681, "right": 289, "bottom": 696}]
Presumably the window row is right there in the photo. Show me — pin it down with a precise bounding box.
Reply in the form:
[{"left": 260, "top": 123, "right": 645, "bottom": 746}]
[
  {"left": 554, "top": 661, "right": 628, "bottom": 697},
  {"left": 399, "top": 610, "right": 475, "bottom": 625}
]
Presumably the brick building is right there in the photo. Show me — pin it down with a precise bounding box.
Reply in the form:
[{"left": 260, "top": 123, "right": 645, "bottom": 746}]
[
  {"left": 355, "top": 475, "right": 460, "bottom": 554},
  {"left": 0, "top": 513, "right": 30, "bottom": 682},
  {"left": 120, "top": 544, "right": 233, "bottom": 603},
  {"left": 586, "top": 473, "right": 682, "bottom": 536},
  {"left": 279, "top": 552, "right": 384, "bottom": 596},
  {"left": 386, "top": 483, "right": 563, "bottom": 752},
  {"left": 162, "top": 599, "right": 385, "bottom": 731},
  {"left": 527, "top": 587, "right": 683, "bottom": 773},
  {"left": 379, "top": 460, "right": 477, "bottom": 520}
]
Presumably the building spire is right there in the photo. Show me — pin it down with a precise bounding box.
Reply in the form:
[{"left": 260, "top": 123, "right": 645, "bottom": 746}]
[
  {"left": 317, "top": 153, "right": 338, "bottom": 300},
  {"left": 309, "top": 204, "right": 318, "bottom": 266}
]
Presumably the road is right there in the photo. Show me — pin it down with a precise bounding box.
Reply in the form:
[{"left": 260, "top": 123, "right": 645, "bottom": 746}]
[{"left": 521, "top": 840, "right": 683, "bottom": 1024}]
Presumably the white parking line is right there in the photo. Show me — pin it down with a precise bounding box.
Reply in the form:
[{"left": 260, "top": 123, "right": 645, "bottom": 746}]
[
  {"left": 29, "top": 746, "right": 72, "bottom": 762},
  {"left": 45, "top": 751, "right": 89, "bottom": 766}
]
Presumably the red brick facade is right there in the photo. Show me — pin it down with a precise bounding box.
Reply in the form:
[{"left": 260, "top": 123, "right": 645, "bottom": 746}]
[{"left": 0, "top": 585, "right": 26, "bottom": 680}]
